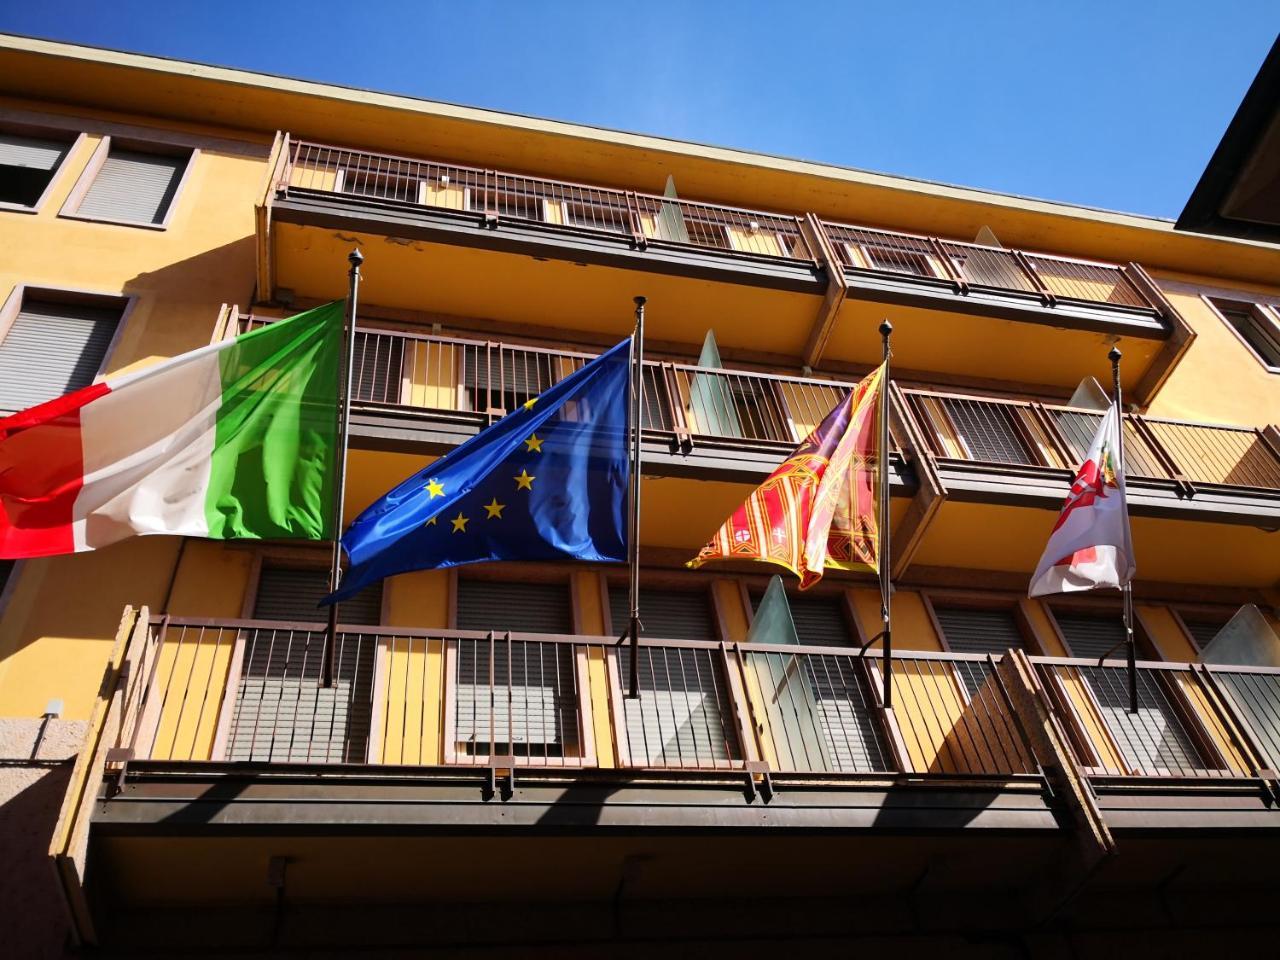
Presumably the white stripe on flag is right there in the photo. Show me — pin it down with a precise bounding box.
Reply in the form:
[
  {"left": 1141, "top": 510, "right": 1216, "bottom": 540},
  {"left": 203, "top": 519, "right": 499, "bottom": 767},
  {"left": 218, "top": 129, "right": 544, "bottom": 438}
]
[{"left": 71, "top": 348, "right": 224, "bottom": 550}]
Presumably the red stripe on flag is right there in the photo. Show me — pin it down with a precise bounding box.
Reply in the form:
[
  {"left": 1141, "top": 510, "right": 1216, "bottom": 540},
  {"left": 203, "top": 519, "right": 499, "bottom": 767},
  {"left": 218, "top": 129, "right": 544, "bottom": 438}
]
[{"left": 0, "top": 382, "right": 110, "bottom": 558}]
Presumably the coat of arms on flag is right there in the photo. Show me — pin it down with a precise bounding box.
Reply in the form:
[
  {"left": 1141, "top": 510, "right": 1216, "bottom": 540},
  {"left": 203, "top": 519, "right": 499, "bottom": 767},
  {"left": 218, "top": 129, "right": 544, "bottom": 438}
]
[
  {"left": 1029, "top": 402, "right": 1135, "bottom": 597},
  {"left": 688, "top": 363, "right": 884, "bottom": 588}
]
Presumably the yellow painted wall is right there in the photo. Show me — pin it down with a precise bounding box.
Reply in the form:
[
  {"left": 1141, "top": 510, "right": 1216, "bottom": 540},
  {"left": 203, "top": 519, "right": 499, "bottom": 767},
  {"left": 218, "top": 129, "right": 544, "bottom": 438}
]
[
  {"left": 1145, "top": 280, "right": 1280, "bottom": 428},
  {"left": 0, "top": 105, "right": 269, "bottom": 721}
]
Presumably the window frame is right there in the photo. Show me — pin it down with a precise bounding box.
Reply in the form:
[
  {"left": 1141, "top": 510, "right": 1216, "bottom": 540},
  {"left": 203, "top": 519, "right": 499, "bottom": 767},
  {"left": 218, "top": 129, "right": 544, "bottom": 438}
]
[
  {"left": 444, "top": 569, "right": 595, "bottom": 767},
  {"left": 59, "top": 135, "right": 198, "bottom": 230},
  {"left": 0, "top": 284, "right": 133, "bottom": 411},
  {"left": 1203, "top": 295, "right": 1280, "bottom": 374},
  {"left": 0, "top": 125, "right": 84, "bottom": 214}
]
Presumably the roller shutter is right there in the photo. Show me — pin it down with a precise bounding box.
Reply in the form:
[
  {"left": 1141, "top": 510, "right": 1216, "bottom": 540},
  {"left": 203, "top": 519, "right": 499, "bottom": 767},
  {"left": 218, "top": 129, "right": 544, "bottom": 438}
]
[
  {"left": 609, "top": 585, "right": 715, "bottom": 641},
  {"left": 226, "top": 625, "right": 377, "bottom": 763},
  {"left": 748, "top": 590, "right": 886, "bottom": 772},
  {"left": 350, "top": 331, "right": 405, "bottom": 404},
  {"left": 463, "top": 348, "right": 563, "bottom": 413},
  {"left": 252, "top": 565, "right": 382, "bottom": 626},
  {"left": 0, "top": 298, "right": 120, "bottom": 413},
  {"left": 1054, "top": 612, "right": 1128, "bottom": 661},
  {"left": 77, "top": 147, "right": 187, "bottom": 225},
  {"left": 934, "top": 606, "right": 1025, "bottom": 698},
  {"left": 609, "top": 585, "right": 738, "bottom": 766},
  {"left": 749, "top": 590, "right": 852, "bottom": 647},
  {"left": 227, "top": 565, "right": 382, "bottom": 763},
  {"left": 0, "top": 133, "right": 71, "bottom": 207},
  {"left": 454, "top": 579, "right": 578, "bottom": 756}
]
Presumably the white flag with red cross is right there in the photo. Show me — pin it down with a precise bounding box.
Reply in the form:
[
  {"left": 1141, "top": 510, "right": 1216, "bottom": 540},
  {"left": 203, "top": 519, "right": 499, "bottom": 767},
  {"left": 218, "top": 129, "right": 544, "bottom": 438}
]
[{"left": 1029, "top": 403, "right": 1135, "bottom": 598}]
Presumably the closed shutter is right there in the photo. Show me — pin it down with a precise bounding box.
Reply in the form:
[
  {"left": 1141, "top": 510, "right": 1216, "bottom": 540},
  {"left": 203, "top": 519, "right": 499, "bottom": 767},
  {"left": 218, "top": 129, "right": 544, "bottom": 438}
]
[
  {"left": 936, "top": 606, "right": 1026, "bottom": 698},
  {"left": 462, "top": 349, "right": 561, "bottom": 412},
  {"left": 1181, "top": 615, "right": 1228, "bottom": 651},
  {"left": 0, "top": 132, "right": 69, "bottom": 170},
  {"left": 618, "top": 643, "right": 741, "bottom": 767},
  {"left": 946, "top": 403, "right": 1027, "bottom": 464},
  {"left": 226, "top": 625, "right": 376, "bottom": 763},
  {"left": 77, "top": 148, "right": 187, "bottom": 224},
  {"left": 936, "top": 607, "right": 1024, "bottom": 655},
  {"left": 0, "top": 298, "right": 120, "bottom": 413},
  {"left": 253, "top": 565, "right": 383, "bottom": 625},
  {"left": 454, "top": 579, "right": 577, "bottom": 755},
  {"left": 350, "top": 331, "right": 404, "bottom": 404},
  {"left": 609, "top": 585, "right": 737, "bottom": 766},
  {"left": 1054, "top": 612, "right": 1127, "bottom": 660},
  {"left": 750, "top": 591, "right": 851, "bottom": 646},
  {"left": 1078, "top": 664, "right": 1210, "bottom": 774},
  {"left": 609, "top": 585, "right": 715, "bottom": 641},
  {"left": 748, "top": 591, "right": 885, "bottom": 771}
]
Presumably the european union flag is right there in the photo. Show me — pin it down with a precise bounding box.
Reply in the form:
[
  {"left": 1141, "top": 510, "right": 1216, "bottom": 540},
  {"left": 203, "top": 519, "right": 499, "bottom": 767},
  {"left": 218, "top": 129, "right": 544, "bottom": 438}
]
[{"left": 324, "top": 338, "right": 632, "bottom": 603}]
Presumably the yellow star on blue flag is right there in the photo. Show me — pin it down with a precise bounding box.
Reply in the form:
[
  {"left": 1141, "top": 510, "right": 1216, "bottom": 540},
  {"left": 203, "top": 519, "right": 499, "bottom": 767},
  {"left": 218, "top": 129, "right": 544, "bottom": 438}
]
[{"left": 325, "top": 338, "right": 632, "bottom": 604}]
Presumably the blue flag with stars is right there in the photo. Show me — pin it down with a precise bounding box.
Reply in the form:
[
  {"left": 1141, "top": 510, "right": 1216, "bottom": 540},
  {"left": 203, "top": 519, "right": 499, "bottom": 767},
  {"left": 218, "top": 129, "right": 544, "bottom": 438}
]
[{"left": 324, "top": 338, "right": 632, "bottom": 604}]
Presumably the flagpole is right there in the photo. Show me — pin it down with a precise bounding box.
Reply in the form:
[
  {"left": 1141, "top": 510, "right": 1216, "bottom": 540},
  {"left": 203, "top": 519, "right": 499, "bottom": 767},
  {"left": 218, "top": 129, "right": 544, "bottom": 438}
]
[
  {"left": 879, "top": 319, "right": 893, "bottom": 710},
  {"left": 627, "top": 296, "right": 646, "bottom": 699},
  {"left": 1109, "top": 346, "right": 1137, "bottom": 715},
  {"left": 323, "top": 248, "right": 363, "bottom": 688}
]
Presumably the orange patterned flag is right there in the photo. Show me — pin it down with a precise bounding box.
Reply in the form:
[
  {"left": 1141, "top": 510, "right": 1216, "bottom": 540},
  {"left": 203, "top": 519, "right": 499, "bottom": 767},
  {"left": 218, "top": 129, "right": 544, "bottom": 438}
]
[{"left": 687, "top": 364, "right": 885, "bottom": 588}]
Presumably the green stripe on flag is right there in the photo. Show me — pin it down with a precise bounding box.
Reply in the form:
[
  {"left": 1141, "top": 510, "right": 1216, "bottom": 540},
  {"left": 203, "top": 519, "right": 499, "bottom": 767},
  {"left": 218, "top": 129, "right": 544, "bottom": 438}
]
[{"left": 205, "top": 302, "right": 343, "bottom": 540}]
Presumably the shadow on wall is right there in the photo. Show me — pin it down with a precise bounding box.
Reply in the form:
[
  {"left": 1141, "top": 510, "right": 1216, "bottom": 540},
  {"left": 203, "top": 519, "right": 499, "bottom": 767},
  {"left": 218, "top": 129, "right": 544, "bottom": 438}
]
[{"left": 0, "top": 763, "right": 75, "bottom": 959}]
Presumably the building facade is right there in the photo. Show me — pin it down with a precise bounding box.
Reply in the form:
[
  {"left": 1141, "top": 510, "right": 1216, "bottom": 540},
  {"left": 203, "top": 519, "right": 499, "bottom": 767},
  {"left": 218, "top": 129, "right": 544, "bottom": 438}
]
[{"left": 2, "top": 34, "right": 1280, "bottom": 958}]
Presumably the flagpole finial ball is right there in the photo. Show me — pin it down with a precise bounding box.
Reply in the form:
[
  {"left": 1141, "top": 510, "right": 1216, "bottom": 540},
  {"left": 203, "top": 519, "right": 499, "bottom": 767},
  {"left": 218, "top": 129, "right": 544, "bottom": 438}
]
[
  {"left": 348, "top": 248, "right": 364, "bottom": 267},
  {"left": 879, "top": 319, "right": 893, "bottom": 338},
  {"left": 1108, "top": 346, "right": 1122, "bottom": 365},
  {"left": 633, "top": 295, "right": 647, "bottom": 308}
]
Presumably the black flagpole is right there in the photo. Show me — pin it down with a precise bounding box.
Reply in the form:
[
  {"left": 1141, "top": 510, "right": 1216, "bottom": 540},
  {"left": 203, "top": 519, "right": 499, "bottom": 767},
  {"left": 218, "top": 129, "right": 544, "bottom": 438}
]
[
  {"left": 879, "top": 319, "right": 893, "bottom": 710},
  {"left": 626, "top": 296, "right": 646, "bottom": 699},
  {"left": 323, "top": 248, "right": 363, "bottom": 688},
  {"left": 1109, "top": 346, "right": 1138, "bottom": 715}
]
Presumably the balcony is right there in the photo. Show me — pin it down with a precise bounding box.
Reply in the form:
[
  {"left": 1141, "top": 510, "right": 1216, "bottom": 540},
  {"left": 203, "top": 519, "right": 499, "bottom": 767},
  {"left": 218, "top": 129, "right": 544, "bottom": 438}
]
[
  {"left": 257, "top": 136, "right": 1188, "bottom": 395},
  {"left": 52, "top": 607, "right": 1280, "bottom": 946}
]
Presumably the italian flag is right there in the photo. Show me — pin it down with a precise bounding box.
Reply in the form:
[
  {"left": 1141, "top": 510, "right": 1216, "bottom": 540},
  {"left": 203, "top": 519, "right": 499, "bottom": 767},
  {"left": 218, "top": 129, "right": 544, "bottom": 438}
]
[{"left": 0, "top": 302, "right": 343, "bottom": 559}]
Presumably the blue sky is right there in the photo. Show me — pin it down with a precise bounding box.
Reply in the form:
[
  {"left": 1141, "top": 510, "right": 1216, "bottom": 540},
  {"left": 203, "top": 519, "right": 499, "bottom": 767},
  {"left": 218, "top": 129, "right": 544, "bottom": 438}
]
[{"left": 3, "top": 1, "right": 1276, "bottom": 218}]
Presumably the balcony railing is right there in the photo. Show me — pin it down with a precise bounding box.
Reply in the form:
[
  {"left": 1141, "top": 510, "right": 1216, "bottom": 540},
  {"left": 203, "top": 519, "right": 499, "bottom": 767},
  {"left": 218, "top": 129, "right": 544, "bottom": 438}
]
[
  {"left": 102, "top": 612, "right": 1280, "bottom": 796},
  {"left": 239, "top": 317, "right": 1280, "bottom": 493},
  {"left": 241, "top": 318, "right": 898, "bottom": 452},
  {"left": 901, "top": 388, "right": 1280, "bottom": 492},
  {"left": 274, "top": 138, "right": 1167, "bottom": 320},
  {"left": 1032, "top": 656, "right": 1279, "bottom": 781},
  {"left": 823, "top": 220, "right": 1156, "bottom": 315},
  {"left": 282, "top": 139, "right": 815, "bottom": 265},
  {"left": 118, "top": 615, "right": 1044, "bottom": 780}
]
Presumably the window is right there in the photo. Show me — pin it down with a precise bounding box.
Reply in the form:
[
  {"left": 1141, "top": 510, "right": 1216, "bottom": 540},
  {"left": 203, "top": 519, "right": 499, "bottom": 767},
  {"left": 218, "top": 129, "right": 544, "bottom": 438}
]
[
  {"left": 466, "top": 187, "right": 545, "bottom": 221},
  {"left": 609, "top": 584, "right": 741, "bottom": 768},
  {"left": 749, "top": 589, "right": 852, "bottom": 646},
  {"left": 462, "top": 348, "right": 563, "bottom": 414},
  {"left": 746, "top": 588, "right": 888, "bottom": 773},
  {"left": 69, "top": 141, "right": 190, "bottom": 226},
  {"left": 350, "top": 330, "right": 405, "bottom": 404},
  {"left": 687, "top": 374, "right": 791, "bottom": 441},
  {"left": 0, "top": 560, "right": 13, "bottom": 596},
  {"left": 1175, "top": 608, "right": 1233, "bottom": 653},
  {"left": 0, "top": 291, "right": 123, "bottom": 414},
  {"left": 933, "top": 604, "right": 1029, "bottom": 698},
  {"left": 336, "top": 165, "right": 424, "bottom": 204},
  {"left": 561, "top": 199, "right": 631, "bottom": 234},
  {"left": 859, "top": 243, "right": 936, "bottom": 277},
  {"left": 608, "top": 584, "right": 715, "bottom": 640},
  {"left": 0, "top": 130, "right": 73, "bottom": 209},
  {"left": 1053, "top": 611, "right": 1129, "bottom": 661},
  {"left": 453, "top": 578, "right": 579, "bottom": 757},
  {"left": 227, "top": 563, "right": 383, "bottom": 763},
  {"left": 252, "top": 563, "right": 383, "bottom": 625},
  {"left": 684, "top": 217, "right": 731, "bottom": 249},
  {"left": 1207, "top": 298, "right": 1280, "bottom": 370}
]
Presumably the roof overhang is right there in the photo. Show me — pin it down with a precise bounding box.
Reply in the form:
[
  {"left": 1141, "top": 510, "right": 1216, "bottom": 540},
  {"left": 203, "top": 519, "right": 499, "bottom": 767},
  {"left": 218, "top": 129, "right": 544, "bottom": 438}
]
[{"left": 1177, "top": 35, "right": 1280, "bottom": 242}]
